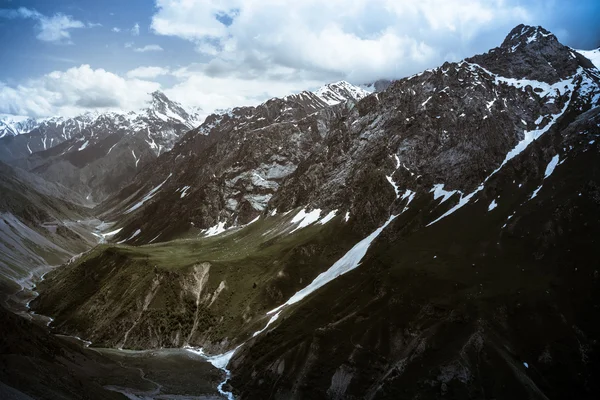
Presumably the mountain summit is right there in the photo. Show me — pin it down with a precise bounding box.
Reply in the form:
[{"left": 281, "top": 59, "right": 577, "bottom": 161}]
[{"left": 468, "top": 23, "right": 584, "bottom": 83}]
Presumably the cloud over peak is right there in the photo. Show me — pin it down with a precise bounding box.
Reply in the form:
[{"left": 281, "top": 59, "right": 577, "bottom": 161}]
[
  {"left": 149, "top": 0, "right": 532, "bottom": 83},
  {"left": 0, "top": 64, "right": 159, "bottom": 117}
]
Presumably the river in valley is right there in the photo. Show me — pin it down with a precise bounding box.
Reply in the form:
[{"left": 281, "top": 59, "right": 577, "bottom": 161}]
[{"left": 3, "top": 219, "right": 236, "bottom": 400}]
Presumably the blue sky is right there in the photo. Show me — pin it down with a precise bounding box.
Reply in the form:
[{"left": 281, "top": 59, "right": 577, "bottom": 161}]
[
  {"left": 0, "top": 0, "right": 203, "bottom": 84},
  {"left": 0, "top": 0, "right": 599, "bottom": 118}
]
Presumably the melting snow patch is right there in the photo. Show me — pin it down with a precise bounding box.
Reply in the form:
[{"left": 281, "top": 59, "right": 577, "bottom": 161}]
[
  {"left": 125, "top": 173, "right": 172, "bottom": 214},
  {"left": 102, "top": 228, "right": 122, "bottom": 237},
  {"left": 401, "top": 189, "right": 416, "bottom": 205},
  {"left": 544, "top": 154, "right": 560, "bottom": 178},
  {"left": 290, "top": 209, "right": 322, "bottom": 232},
  {"left": 344, "top": 211, "right": 350, "bottom": 222},
  {"left": 386, "top": 175, "right": 401, "bottom": 198},
  {"left": 246, "top": 216, "right": 260, "bottom": 225},
  {"left": 117, "top": 229, "right": 141, "bottom": 244},
  {"left": 318, "top": 210, "right": 338, "bottom": 225},
  {"left": 269, "top": 214, "right": 398, "bottom": 315},
  {"left": 427, "top": 87, "right": 571, "bottom": 226},
  {"left": 488, "top": 199, "right": 498, "bottom": 211},
  {"left": 148, "top": 234, "right": 161, "bottom": 243},
  {"left": 131, "top": 150, "right": 140, "bottom": 167},
  {"left": 431, "top": 184, "right": 458, "bottom": 204},
  {"left": 180, "top": 186, "right": 191, "bottom": 198},
  {"left": 523, "top": 362, "right": 529, "bottom": 369},
  {"left": 530, "top": 154, "right": 560, "bottom": 200},
  {"left": 78, "top": 140, "right": 89, "bottom": 151},
  {"left": 205, "top": 221, "right": 227, "bottom": 237},
  {"left": 107, "top": 143, "right": 118, "bottom": 154}
]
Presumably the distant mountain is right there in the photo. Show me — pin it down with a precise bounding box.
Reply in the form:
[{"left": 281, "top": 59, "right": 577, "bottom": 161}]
[
  {"left": 359, "top": 79, "right": 393, "bottom": 93},
  {"left": 0, "top": 91, "right": 203, "bottom": 202},
  {"left": 0, "top": 115, "right": 40, "bottom": 139},
  {"left": 0, "top": 91, "right": 201, "bottom": 163},
  {"left": 0, "top": 161, "right": 96, "bottom": 298},
  {"left": 313, "top": 80, "right": 372, "bottom": 105},
  {"left": 97, "top": 80, "right": 372, "bottom": 241}
]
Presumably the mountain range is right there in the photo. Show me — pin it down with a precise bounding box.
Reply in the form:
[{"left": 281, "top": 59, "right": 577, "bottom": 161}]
[{"left": 1, "top": 24, "right": 600, "bottom": 400}]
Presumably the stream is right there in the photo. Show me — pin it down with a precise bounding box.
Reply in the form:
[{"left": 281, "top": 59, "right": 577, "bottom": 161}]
[
  {"left": 7, "top": 219, "right": 236, "bottom": 400},
  {"left": 20, "top": 276, "right": 232, "bottom": 399}
]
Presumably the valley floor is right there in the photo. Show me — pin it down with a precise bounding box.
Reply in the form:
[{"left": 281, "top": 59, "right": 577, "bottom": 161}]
[{"left": 0, "top": 220, "right": 230, "bottom": 400}]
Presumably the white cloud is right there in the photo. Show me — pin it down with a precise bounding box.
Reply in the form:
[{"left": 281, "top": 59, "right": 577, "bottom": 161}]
[
  {"left": 0, "top": 65, "right": 160, "bottom": 117},
  {"left": 151, "top": 1, "right": 229, "bottom": 40},
  {"left": 127, "top": 66, "right": 171, "bottom": 79},
  {"left": 133, "top": 44, "right": 164, "bottom": 52},
  {"left": 131, "top": 22, "right": 140, "bottom": 36},
  {"left": 112, "top": 27, "right": 121, "bottom": 32},
  {"left": 36, "top": 13, "right": 85, "bottom": 43},
  {"left": 164, "top": 63, "right": 326, "bottom": 112},
  {"left": 0, "top": 7, "right": 87, "bottom": 44},
  {"left": 150, "top": 0, "right": 531, "bottom": 83}
]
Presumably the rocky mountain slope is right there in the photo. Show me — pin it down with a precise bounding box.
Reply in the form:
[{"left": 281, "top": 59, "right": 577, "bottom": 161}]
[
  {"left": 0, "top": 92, "right": 202, "bottom": 202},
  {"left": 29, "top": 24, "right": 600, "bottom": 399},
  {"left": 0, "top": 161, "right": 98, "bottom": 313},
  {"left": 97, "top": 81, "right": 371, "bottom": 243}
]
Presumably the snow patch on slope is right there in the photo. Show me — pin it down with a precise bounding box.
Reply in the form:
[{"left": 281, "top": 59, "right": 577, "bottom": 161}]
[
  {"left": 205, "top": 221, "right": 227, "bottom": 237},
  {"left": 269, "top": 214, "right": 397, "bottom": 315},
  {"left": 124, "top": 173, "right": 172, "bottom": 214},
  {"left": 290, "top": 209, "right": 322, "bottom": 232},
  {"left": 577, "top": 48, "right": 600, "bottom": 70},
  {"left": 530, "top": 154, "right": 560, "bottom": 199},
  {"left": 427, "top": 75, "right": 573, "bottom": 226}
]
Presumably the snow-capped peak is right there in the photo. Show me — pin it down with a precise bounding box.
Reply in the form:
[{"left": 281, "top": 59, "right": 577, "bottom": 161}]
[
  {"left": 577, "top": 48, "right": 600, "bottom": 70},
  {"left": 0, "top": 114, "right": 42, "bottom": 138},
  {"left": 313, "top": 81, "right": 371, "bottom": 106},
  {"left": 501, "top": 24, "right": 555, "bottom": 52},
  {"left": 146, "top": 90, "right": 202, "bottom": 129}
]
